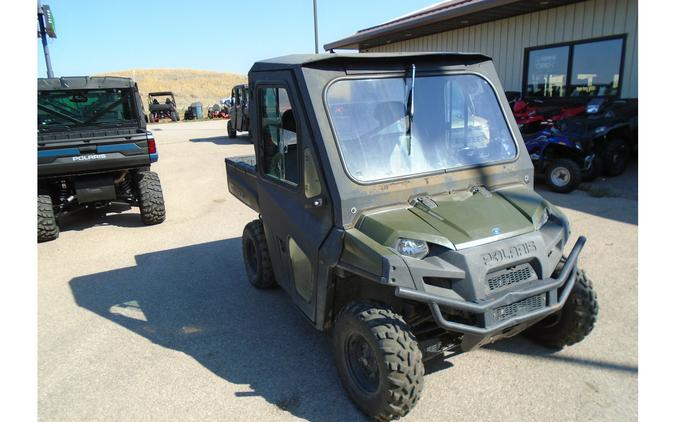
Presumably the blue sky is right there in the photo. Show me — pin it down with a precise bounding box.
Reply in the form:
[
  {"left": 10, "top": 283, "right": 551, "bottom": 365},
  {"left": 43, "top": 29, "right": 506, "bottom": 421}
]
[{"left": 37, "top": 0, "right": 434, "bottom": 76}]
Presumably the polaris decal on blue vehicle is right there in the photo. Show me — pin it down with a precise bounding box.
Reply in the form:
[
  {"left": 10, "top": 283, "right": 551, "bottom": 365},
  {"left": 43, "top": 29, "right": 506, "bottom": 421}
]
[{"left": 72, "top": 154, "right": 107, "bottom": 161}]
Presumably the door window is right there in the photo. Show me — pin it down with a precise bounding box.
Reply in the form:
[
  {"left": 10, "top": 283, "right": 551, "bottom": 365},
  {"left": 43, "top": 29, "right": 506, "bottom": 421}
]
[{"left": 259, "top": 87, "right": 299, "bottom": 185}]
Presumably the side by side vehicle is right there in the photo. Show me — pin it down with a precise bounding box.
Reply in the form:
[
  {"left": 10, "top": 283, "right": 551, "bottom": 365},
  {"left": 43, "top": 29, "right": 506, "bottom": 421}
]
[{"left": 225, "top": 53, "right": 598, "bottom": 420}]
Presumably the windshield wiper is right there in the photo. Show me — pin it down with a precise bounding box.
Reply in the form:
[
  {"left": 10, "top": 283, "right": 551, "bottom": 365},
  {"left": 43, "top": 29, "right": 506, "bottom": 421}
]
[{"left": 404, "top": 64, "right": 416, "bottom": 155}]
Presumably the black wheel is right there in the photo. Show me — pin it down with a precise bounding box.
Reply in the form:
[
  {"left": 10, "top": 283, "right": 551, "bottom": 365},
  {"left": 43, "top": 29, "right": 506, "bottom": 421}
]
[
  {"left": 334, "top": 302, "right": 424, "bottom": 421},
  {"left": 582, "top": 155, "right": 603, "bottom": 182},
  {"left": 523, "top": 260, "right": 598, "bottom": 350},
  {"left": 600, "top": 137, "right": 630, "bottom": 177},
  {"left": 242, "top": 220, "right": 276, "bottom": 289},
  {"left": 170, "top": 111, "right": 178, "bottom": 122},
  {"left": 38, "top": 195, "right": 59, "bottom": 242},
  {"left": 135, "top": 171, "right": 166, "bottom": 225},
  {"left": 227, "top": 120, "right": 237, "bottom": 138},
  {"left": 545, "top": 158, "right": 582, "bottom": 193}
]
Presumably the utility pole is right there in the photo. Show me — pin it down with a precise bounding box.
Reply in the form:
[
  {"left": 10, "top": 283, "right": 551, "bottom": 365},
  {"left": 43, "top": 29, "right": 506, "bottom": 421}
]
[
  {"left": 38, "top": 1, "right": 56, "bottom": 77},
  {"left": 313, "top": 0, "right": 319, "bottom": 54}
]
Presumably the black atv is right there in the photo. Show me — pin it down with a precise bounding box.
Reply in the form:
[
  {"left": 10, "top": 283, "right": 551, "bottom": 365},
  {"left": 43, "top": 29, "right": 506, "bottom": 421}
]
[{"left": 38, "top": 76, "right": 166, "bottom": 242}]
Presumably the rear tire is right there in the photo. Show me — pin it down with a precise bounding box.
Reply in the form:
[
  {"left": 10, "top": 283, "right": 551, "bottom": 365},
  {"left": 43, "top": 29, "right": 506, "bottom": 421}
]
[
  {"left": 545, "top": 158, "right": 582, "bottom": 193},
  {"left": 242, "top": 220, "right": 276, "bottom": 289},
  {"left": 334, "top": 301, "right": 424, "bottom": 421},
  {"left": 227, "top": 120, "right": 237, "bottom": 138},
  {"left": 38, "top": 195, "right": 59, "bottom": 242},
  {"left": 600, "top": 137, "right": 630, "bottom": 177},
  {"left": 170, "top": 111, "right": 178, "bottom": 122},
  {"left": 523, "top": 260, "right": 598, "bottom": 350},
  {"left": 135, "top": 171, "right": 166, "bottom": 225}
]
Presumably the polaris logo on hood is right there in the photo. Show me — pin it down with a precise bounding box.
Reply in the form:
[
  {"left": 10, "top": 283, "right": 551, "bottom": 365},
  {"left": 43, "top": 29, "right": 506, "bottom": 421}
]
[{"left": 72, "top": 154, "right": 107, "bottom": 161}]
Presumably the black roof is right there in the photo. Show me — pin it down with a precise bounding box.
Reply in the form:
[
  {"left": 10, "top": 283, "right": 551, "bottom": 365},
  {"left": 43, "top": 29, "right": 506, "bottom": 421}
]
[
  {"left": 148, "top": 91, "right": 175, "bottom": 96},
  {"left": 38, "top": 76, "right": 135, "bottom": 91},
  {"left": 250, "top": 52, "right": 491, "bottom": 72}
]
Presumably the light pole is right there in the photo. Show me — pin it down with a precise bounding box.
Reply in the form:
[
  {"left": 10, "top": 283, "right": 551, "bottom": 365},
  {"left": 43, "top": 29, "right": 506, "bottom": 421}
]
[
  {"left": 313, "top": 0, "right": 319, "bottom": 54},
  {"left": 38, "top": 1, "right": 56, "bottom": 77}
]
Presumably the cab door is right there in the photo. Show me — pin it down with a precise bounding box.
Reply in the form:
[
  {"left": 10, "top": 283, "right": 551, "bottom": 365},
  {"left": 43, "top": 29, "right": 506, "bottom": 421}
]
[{"left": 252, "top": 72, "right": 333, "bottom": 321}]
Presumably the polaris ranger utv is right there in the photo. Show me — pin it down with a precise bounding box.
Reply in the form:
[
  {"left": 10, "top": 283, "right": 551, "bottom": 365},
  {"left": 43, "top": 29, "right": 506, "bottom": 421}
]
[
  {"left": 225, "top": 53, "right": 598, "bottom": 420},
  {"left": 148, "top": 91, "right": 179, "bottom": 122},
  {"left": 38, "top": 76, "right": 166, "bottom": 242}
]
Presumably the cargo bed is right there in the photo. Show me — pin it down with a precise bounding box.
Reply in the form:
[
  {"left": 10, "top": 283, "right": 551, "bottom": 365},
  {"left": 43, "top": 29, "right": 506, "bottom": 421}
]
[{"left": 225, "top": 155, "right": 259, "bottom": 213}]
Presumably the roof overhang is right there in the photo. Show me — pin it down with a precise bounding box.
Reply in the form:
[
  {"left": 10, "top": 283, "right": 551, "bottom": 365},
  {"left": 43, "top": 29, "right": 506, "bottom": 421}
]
[{"left": 325, "top": 0, "right": 583, "bottom": 51}]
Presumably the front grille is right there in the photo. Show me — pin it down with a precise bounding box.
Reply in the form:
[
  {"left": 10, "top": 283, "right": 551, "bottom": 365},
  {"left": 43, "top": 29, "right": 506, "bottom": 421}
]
[
  {"left": 487, "top": 263, "right": 535, "bottom": 291},
  {"left": 492, "top": 293, "right": 546, "bottom": 322}
]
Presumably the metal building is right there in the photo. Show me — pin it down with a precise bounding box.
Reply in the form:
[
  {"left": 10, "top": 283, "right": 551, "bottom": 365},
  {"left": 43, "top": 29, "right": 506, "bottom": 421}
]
[{"left": 325, "top": 0, "right": 638, "bottom": 99}]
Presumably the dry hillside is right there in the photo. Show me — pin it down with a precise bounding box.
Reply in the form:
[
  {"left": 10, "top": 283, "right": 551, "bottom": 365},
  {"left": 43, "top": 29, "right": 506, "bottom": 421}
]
[{"left": 96, "top": 69, "right": 247, "bottom": 111}]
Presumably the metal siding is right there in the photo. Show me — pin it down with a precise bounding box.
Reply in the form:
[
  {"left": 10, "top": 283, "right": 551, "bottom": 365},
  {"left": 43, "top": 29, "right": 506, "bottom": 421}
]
[{"left": 364, "top": 0, "right": 636, "bottom": 98}]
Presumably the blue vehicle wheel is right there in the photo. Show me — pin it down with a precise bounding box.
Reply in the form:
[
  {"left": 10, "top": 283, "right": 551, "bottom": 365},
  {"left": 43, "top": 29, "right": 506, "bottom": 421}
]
[{"left": 545, "top": 158, "right": 582, "bottom": 193}]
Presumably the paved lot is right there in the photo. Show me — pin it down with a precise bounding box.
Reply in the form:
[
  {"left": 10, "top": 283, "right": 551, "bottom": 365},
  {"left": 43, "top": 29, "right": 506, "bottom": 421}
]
[{"left": 38, "top": 120, "right": 637, "bottom": 421}]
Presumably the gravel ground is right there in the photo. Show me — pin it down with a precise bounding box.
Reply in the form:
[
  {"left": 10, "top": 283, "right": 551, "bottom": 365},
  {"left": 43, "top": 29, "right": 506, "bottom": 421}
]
[{"left": 38, "top": 120, "right": 637, "bottom": 421}]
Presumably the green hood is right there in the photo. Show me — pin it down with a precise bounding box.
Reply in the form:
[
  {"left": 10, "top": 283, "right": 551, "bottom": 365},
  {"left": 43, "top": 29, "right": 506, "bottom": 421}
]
[{"left": 357, "top": 186, "right": 549, "bottom": 250}]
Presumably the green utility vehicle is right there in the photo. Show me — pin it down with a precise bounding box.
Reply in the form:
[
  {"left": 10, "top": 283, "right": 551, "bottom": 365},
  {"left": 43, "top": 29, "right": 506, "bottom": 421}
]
[{"left": 225, "top": 53, "right": 598, "bottom": 420}]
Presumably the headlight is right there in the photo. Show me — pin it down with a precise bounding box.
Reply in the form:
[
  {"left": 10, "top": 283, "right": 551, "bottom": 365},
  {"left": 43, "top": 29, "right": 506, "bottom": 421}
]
[
  {"left": 534, "top": 208, "right": 550, "bottom": 230},
  {"left": 574, "top": 141, "right": 583, "bottom": 150},
  {"left": 396, "top": 238, "right": 429, "bottom": 259}
]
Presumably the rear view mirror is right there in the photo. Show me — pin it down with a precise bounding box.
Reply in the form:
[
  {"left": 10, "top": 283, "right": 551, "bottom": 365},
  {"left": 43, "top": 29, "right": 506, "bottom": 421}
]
[{"left": 70, "top": 93, "right": 88, "bottom": 103}]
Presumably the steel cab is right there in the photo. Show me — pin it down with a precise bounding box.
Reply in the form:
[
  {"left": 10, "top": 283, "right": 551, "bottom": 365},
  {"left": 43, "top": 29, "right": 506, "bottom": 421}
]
[{"left": 244, "top": 53, "right": 585, "bottom": 352}]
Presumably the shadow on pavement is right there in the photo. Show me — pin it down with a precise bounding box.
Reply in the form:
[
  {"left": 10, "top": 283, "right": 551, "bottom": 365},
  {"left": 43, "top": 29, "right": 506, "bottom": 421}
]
[
  {"left": 484, "top": 336, "right": 638, "bottom": 374},
  {"left": 58, "top": 203, "right": 146, "bottom": 233},
  {"left": 190, "top": 135, "right": 252, "bottom": 146},
  {"left": 534, "top": 160, "right": 638, "bottom": 226},
  {"left": 69, "top": 238, "right": 365, "bottom": 421}
]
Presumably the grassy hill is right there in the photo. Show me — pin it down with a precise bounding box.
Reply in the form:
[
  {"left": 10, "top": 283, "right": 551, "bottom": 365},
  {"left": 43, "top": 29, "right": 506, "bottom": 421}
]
[{"left": 96, "top": 69, "right": 247, "bottom": 112}]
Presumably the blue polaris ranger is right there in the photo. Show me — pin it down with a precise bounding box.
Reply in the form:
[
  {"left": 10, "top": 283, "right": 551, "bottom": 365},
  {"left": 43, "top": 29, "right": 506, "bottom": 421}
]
[{"left": 38, "top": 76, "right": 166, "bottom": 242}]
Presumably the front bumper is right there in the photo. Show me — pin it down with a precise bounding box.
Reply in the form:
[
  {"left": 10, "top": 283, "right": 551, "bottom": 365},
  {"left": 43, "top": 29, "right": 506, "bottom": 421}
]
[{"left": 395, "top": 236, "right": 585, "bottom": 339}]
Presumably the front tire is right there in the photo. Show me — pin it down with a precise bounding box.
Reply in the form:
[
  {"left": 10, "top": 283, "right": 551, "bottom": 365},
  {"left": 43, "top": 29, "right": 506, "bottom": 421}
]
[
  {"left": 523, "top": 261, "right": 598, "bottom": 350},
  {"left": 38, "top": 195, "right": 59, "bottom": 242},
  {"left": 334, "top": 302, "right": 424, "bottom": 421},
  {"left": 227, "top": 120, "right": 237, "bottom": 138},
  {"left": 545, "top": 158, "right": 582, "bottom": 193},
  {"left": 242, "top": 220, "right": 276, "bottom": 289},
  {"left": 582, "top": 155, "right": 603, "bottom": 182},
  {"left": 135, "top": 171, "right": 166, "bottom": 225}
]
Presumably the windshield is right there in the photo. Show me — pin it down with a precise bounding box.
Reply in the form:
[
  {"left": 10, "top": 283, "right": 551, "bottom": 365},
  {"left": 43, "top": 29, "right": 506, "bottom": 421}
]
[
  {"left": 38, "top": 88, "right": 137, "bottom": 131},
  {"left": 326, "top": 74, "right": 517, "bottom": 182}
]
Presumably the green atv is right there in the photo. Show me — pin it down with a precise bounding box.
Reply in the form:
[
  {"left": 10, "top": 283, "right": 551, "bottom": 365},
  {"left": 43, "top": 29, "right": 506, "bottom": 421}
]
[{"left": 225, "top": 53, "right": 598, "bottom": 420}]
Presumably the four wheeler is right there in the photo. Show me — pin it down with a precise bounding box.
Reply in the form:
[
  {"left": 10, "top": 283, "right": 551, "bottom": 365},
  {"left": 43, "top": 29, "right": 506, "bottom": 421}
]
[
  {"left": 225, "top": 53, "right": 598, "bottom": 420},
  {"left": 524, "top": 124, "right": 601, "bottom": 193},
  {"left": 148, "top": 91, "right": 180, "bottom": 122},
  {"left": 559, "top": 98, "right": 638, "bottom": 177},
  {"left": 38, "top": 76, "right": 166, "bottom": 242},
  {"left": 227, "top": 84, "right": 249, "bottom": 138},
  {"left": 512, "top": 99, "right": 585, "bottom": 134}
]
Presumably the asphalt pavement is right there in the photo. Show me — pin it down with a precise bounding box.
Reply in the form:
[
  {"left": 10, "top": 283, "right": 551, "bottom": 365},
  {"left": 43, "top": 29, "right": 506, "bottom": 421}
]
[{"left": 38, "top": 120, "right": 638, "bottom": 421}]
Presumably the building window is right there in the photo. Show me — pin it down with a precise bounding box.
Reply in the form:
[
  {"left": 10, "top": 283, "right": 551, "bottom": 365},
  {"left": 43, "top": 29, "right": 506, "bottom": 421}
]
[{"left": 524, "top": 36, "right": 625, "bottom": 98}]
